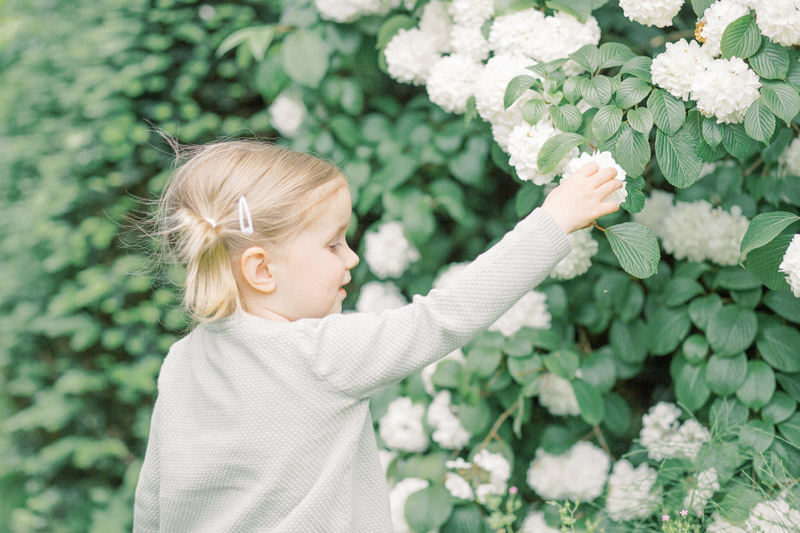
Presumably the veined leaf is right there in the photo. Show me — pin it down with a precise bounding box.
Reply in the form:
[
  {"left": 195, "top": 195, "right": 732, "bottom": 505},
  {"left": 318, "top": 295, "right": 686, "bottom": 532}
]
[
  {"left": 605, "top": 223, "right": 660, "bottom": 279},
  {"left": 720, "top": 15, "right": 761, "bottom": 60},
  {"left": 739, "top": 211, "right": 799, "bottom": 260},
  {"left": 648, "top": 89, "right": 685, "bottom": 135},
  {"left": 655, "top": 129, "right": 702, "bottom": 188},
  {"left": 537, "top": 133, "right": 588, "bottom": 173}
]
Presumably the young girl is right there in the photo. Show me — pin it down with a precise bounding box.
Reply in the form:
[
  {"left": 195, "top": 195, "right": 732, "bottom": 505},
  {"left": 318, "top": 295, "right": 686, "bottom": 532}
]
[{"left": 133, "top": 139, "right": 622, "bottom": 532}]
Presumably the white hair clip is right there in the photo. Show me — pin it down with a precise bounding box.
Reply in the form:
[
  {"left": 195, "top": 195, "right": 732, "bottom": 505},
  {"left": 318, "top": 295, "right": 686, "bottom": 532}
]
[
  {"left": 238, "top": 196, "right": 254, "bottom": 234},
  {"left": 204, "top": 217, "right": 217, "bottom": 228}
]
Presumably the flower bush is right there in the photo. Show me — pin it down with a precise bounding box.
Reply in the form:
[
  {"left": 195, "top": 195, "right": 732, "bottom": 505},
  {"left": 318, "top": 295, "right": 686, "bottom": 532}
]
[{"left": 1, "top": 0, "right": 799, "bottom": 531}]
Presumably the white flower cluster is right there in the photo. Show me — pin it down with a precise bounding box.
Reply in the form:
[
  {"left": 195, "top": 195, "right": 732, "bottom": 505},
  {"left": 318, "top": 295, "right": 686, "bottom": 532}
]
[
  {"left": 698, "top": 0, "right": 751, "bottom": 57},
  {"left": 426, "top": 54, "right": 483, "bottom": 113},
  {"left": 744, "top": 499, "right": 800, "bottom": 532},
  {"left": 752, "top": 0, "right": 800, "bottom": 47},
  {"left": 384, "top": 28, "right": 443, "bottom": 85},
  {"left": 488, "top": 290, "right": 551, "bottom": 337},
  {"left": 639, "top": 402, "right": 711, "bottom": 462},
  {"left": 355, "top": 281, "right": 406, "bottom": 314},
  {"left": 521, "top": 510, "right": 561, "bottom": 533},
  {"left": 268, "top": 91, "right": 306, "bottom": 137},
  {"left": 632, "top": 190, "right": 675, "bottom": 238},
  {"left": 507, "top": 120, "right": 577, "bottom": 185},
  {"left": 691, "top": 57, "right": 761, "bottom": 124},
  {"left": 315, "top": 0, "right": 401, "bottom": 23},
  {"left": 421, "top": 349, "right": 466, "bottom": 396},
  {"left": 779, "top": 234, "right": 800, "bottom": 297},
  {"left": 660, "top": 200, "right": 750, "bottom": 266},
  {"left": 443, "top": 450, "right": 511, "bottom": 504},
  {"left": 605, "top": 459, "right": 661, "bottom": 521},
  {"left": 364, "top": 222, "right": 420, "bottom": 278},
  {"left": 619, "top": 0, "right": 684, "bottom": 27},
  {"left": 388, "top": 477, "right": 429, "bottom": 532},
  {"left": 379, "top": 397, "right": 428, "bottom": 452},
  {"left": 778, "top": 137, "right": 800, "bottom": 177},
  {"left": 537, "top": 373, "right": 581, "bottom": 416},
  {"left": 550, "top": 227, "right": 599, "bottom": 280},
  {"left": 707, "top": 512, "right": 746, "bottom": 533},
  {"left": 427, "top": 390, "right": 472, "bottom": 450},
  {"left": 683, "top": 468, "right": 720, "bottom": 514},
  {"left": 526, "top": 441, "right": 610, "bottom": 501},
  {"left": 562, "top": 151, "right": 628, "bottom": 205},
  {"left": 651, "top": 38, "right": 713, "bottom": 101}
]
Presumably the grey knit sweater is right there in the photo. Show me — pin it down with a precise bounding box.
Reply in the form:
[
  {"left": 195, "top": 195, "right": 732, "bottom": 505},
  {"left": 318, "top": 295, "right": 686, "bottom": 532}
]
[{"left": 133, "top": 207, "right": 571, "bottom": 532}]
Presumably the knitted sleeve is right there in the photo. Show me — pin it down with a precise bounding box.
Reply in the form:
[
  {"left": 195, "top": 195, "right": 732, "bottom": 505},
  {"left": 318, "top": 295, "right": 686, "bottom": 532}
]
[
  {"left": 305, "top": 208, "right": 571, "bottom": 399},
  {"left": 133, "top": 401, "right": 161, "bottom": 533}
]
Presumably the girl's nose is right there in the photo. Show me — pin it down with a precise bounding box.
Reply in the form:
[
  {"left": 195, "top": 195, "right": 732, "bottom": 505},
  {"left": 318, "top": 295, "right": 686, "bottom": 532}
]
[{"left": 346, "top": 246, "right": 359, "bottom": 269}]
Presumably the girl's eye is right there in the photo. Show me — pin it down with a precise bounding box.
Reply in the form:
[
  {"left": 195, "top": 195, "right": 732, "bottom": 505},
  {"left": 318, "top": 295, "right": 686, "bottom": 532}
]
[{"left": 329, "top": 243, "right": 341, "bottom": 251}]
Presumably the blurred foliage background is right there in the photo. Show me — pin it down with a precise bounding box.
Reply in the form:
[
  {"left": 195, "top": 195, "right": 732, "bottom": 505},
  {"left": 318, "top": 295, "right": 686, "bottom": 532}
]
[{"left": 1, "top": 0, "right": 799, "bottom": 531}]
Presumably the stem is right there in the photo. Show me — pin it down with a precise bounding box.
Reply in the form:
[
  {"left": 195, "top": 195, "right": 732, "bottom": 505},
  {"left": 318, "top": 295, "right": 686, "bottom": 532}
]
[
  {"left": 479, "top": 401, "right": 519, "bottom": 451},
  {"left": 593, "top": 221, "right": 607, "bottom": 232},
  {"left": 743, "top": 157, "right": 763, "bottom": 177},
  {"left": 593, "top": 425, "right": 612, "bottom": 458}
]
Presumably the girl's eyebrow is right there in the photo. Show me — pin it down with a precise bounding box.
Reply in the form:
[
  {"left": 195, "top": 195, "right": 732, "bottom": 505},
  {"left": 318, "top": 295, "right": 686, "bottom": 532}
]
[{"left": 327, "top": 222, "right": 349, "bottom": 240}]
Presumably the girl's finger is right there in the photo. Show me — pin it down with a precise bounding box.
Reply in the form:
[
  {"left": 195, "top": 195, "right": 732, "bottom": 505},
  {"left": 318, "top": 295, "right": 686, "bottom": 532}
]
[
  {"left": 574, "top": 161, "right": 600, "bottom": 178},
  {"left": 594, "top": 200, "right": 621, "bottom": 219},
  {"left": 587, "top": 166, "right": 618, "bottom": 187},
  {"left": 595, "top": 178, "right": 624, "bottom": 199}
]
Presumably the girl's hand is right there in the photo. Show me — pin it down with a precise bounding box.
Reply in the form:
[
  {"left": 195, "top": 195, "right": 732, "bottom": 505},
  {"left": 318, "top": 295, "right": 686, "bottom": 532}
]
[{"left": 540, "top": 162, "right": 623, "bottom": 234}]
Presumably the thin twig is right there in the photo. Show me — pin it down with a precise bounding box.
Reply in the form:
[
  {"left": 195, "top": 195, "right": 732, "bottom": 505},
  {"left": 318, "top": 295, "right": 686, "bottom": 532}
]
[{"left": 478, "top": 401, "right": 520, "bottom": 451}]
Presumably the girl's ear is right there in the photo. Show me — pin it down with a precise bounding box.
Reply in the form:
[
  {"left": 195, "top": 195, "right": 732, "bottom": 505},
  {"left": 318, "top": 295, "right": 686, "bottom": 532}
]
[{"left": 239, "top": 246, "right": 277, "bottom": 294}]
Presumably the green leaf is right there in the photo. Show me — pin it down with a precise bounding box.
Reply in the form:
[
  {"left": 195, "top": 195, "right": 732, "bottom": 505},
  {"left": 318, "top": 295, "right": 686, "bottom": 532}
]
[
  {"left": 762, "top": 392, "right": 797, "bottom": 425},
  {"left": 605, "top": 223, "right": 660, "bottom": 279},
  {"left": 546, "top": 0, "right": 593, "bottom": 22},
  {"left": 744, "top": 99, "right": 776, "bottom": 144},
  {"left": 764, "top": 290, "right": 800, "bottom": 323},
  {"left": 683, "top": 334, "right": 709, "bottom": 366},
  {"left": 720, "top": 15, "right": 761, "bottom": 60},
  {"left": 448, "top": 136, "right": 489, "bottom": 185},
  {"left": 702, "top": 117, "right": 723, "bottom": 147},
  {"left": 592, "top": 106, "right": 622, "bottom": 142},
  {"left": 281, "top": 29, "right": 329, "bottom": 88},
  {"left": 572, "top": 378, "right": 605, "bottom": 425},
  {"left": 537, "top": 133, "right": 588, "bottom": 173},
  {"left": 620, "top": 56, "right": 652, "bottom": 83},
  {"left": 787, "top": 55, "right": 800, "bottom": 92},
  {"left": 614, "top": 125, "right": 650, "bottom": 177},
  {"left": 648, "top": 89, "right": 685, "bottom": 135},
  {"left": 722, "top": 123, "right": 754, "bottom": 159},
  {"left": 616, "top": 77, "right": 652, "bottom": 108},
  {"left": 543, "top": 349, "right": 580, "bottom": 379},
  {"left": 441, "top": 504, "right": 485, "bottom": 533},
  {"left": 691, "top": 0, "right": 714, "bottom": 16},
  {"left": 569, "top": 44, "right": 600, "bottom": 74},
  {"left": 610, "top": 318, "right": 648, "bottom": 363},
  {"left": 521, "top": 99, "right": 547, "bottom": 125},
  {"left": 376, "top": 15, "right": 416, "bottom": 50},
  {"left": 736, "top": 360, "right": 776, "bottom": 410},
  {"left": 761, "top": 82, "right": 800, "bottom": 126},
  {"left": 432, "top": 360, "right": 461, "bottom": 389},
  {"left": 598, "top": 42, "right": 636, "bottom": 69},
  {"left": 664, "top": 278, "right": 704, "bottom": 307},
  {"left": 550, "top": 104, "right": 583, "bottom": 133},
  {"left": 655, "top": 129, "right": 703, "bottom": 188},
  {"left": 739, "top": 419, "right": 775, "bottom": 453},
  {"left": 582, "top": 75, "right": 613, "bottom": 107},
  {"left": 757, "top": 325, "right": 800, "bottom": 373},
  {"left": 627, "top": 107, "right": 653, "bottom": 135},
  {"left": 778, "top": 373, "right": 800, "bottom": 403},
  {"left": 745, "top": 234, "right": 794, "bottom": 291},
  {"left": 706, "top": 353, "right": 747, "bottom": 396},
  {"left": 217, "top": 25, "right": 275, "bottom": 60},
  {"left": 458, "top": 401, "right": 491, "bottom": 434},
  {"left": 580, "top": 349, "right": 617, "bottom": 392},
  {"left": 405, "top": 485, "right": 454, "bottom": 532},
  {"left": 707, "top": 304, "right": 758, "bottom": 357},
  {"left": 688, "top": 293, "right": 723, "bottom": 331},
  {"left": 603, "top": 393, "right": 631, "bottom": 436},
  {"left": 508, "top": 355, "right": 543, "bottom": 385},
  {"left": 504, "top": 75, "right": 537, "bottom": 110},
  {"left": 465, "top": 344, "right": 502, "bottom": 378},
  {"left": 647, "top": 307, "right": 691, "bottom": 355},
  {"left": 672, "top": 356, "right": 710, "bottom": 411},
  {"left": 778, "top": 412, "right": 800, "bottom": 448},
  {"left": 750, "top": 39, "right": 790, "bottom": 80},
  {"left": 714, "top": 267, "right": 762, "bottom": 291}
]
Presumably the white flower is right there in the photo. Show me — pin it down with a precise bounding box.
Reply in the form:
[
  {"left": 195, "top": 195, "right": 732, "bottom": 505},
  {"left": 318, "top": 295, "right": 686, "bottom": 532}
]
[
  {"left": 778, "top": 137, "right": 800, "bottom": 177},
  {"left": 379, "top": 397, "right": 428, "bottom": 452},
  {"left": 473, "top": 449, "right": 511, "bottom": 503},
  {"left": 356, "top": 281, "right": 407, "bottom": 314},
  {"left": 535, "top": 12, "right": 601, "bottom": 68},
  {"left": 488, "top": 9, "right": 547, "bottom": 57},
  {"left": 779, "top": 234, "right": 800, "bottom": 297},
  {"left": 445, "top": 457, "right": 472, "bottom": 470},
  {"left": 419, "top": 0, "right": 452, "bottom": 53},
  {"left": 651, "top": 38, "right": 714, "bottom": 100},
  {"left": 684, "top": 468, "right": 720, "bottom": 514},
  {"left": 444, "top": 471, "right": 474, "bottom": 500},
  {"left": 551, "top": 227, "right": 599, "bottom": 280},
  {"left": 707, "top": 512, "right": 747, "bottom": 532},
  {"left": 632, "top": 190, "right": 675, "bottom": 239},
  {"left": 698, "top": 0, "right": 752, "bottom": 57},
  {"left": 562, "top": 151, "right": 628, "bottom": 205},
  {"left": 538, "top": 374, "right": 581, "bottom": 416},
  {"left": 433, "top": 262, "right": 470, "bottom": 290},
  {"left": 448, "top": 0, "right": 494, "bottom": 27},
  {"left": 268, "top": 92, "right": 306, "bottom": 137},
  {"left": 527, "top": 442, "right": 610, "bottom": 501},
  {"left": 619, "top": 0, "right": 684, "bottom": 27},
  {"left": 389, "top": 477, "right": 429, "bottom": 532},
  {"left": 674, "top": 418, "right": 712, "bottom": 462},
  {"left": 639, "top": 401, "right": 683, "bottom": 461},
  {"left": 421, "top": 349, "right": 466, "bottom": 396},
  {"left": 489, "top": 290, "right": 551, "bottom": 337},
  {"left": 752, "top": 0, "right": 800, "bottom": 47},
  {"left": 315, "top": 0, "right": 401, "bottom": 23},
  {"left": 426, "top": 54, "right": 482, "bottom": 114},
  {"left": 384, "top": 28, "right": 442, "bottom": 85},
  {"left": 474, "top": 53, "right": 537, "bottom": 125},
  {"left": 691, "top": 57, "right": 761, "bottom": 124},
  {"left": 605, "top": 460, "right": 661, "bottom": 521},
  {"left": 449, "top": 24, "right": 490, "bottom": 62},
  {"left": 521, "top": 511, "right": 562, "bottom": 533},
  {"left": 745, "top": 499, "right": 800, "bottom": 532},
  {"left": 661, "top": 200, "right": 749, "bottom": 265},
  {"left": 507, "top": 120, "right": 575, "bottom": 185},
  {"left": 427, "top": 390, "right": 472, "bottom": 449},
  {"left": 364, "top": 221, "right": 420, "bottom": 278}
]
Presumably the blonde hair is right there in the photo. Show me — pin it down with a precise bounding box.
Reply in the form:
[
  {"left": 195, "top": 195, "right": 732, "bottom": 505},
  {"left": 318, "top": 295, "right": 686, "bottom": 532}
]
[{"left": 152, "top": 138, "right": 345, "bottom": 322}]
